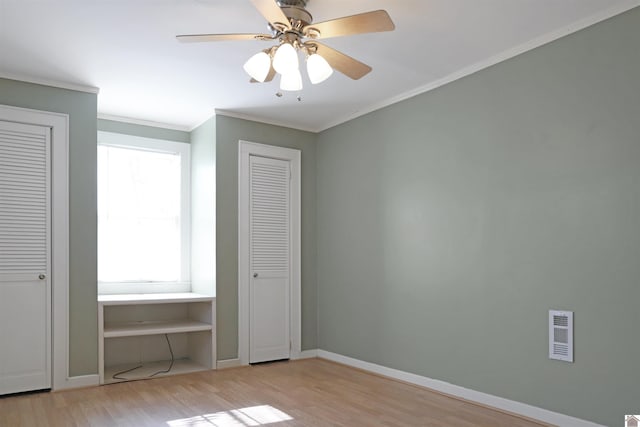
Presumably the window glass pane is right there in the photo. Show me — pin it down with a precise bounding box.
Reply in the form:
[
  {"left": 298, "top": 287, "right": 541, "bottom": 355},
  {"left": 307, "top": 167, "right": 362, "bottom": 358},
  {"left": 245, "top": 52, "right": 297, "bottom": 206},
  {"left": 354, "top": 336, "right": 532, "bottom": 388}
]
[{"left": 98, "top": 144, "right": 182, "bottom": 282}]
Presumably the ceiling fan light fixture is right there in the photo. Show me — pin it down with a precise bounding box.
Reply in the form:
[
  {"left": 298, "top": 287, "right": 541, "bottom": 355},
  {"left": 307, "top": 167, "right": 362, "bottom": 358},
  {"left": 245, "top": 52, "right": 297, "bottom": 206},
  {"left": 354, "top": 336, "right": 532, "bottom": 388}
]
[
  {"left": 280, "top": 69, "right": 303, "bottom": 91},
  {"left": 272, "top": 42, "right": 299, "bottom": 74},
  {"left": 243, "top": 51, "right": 271, "bottom": 82},
  {"left": 306, "top": 53, "right": 333, "bottom": 84}
]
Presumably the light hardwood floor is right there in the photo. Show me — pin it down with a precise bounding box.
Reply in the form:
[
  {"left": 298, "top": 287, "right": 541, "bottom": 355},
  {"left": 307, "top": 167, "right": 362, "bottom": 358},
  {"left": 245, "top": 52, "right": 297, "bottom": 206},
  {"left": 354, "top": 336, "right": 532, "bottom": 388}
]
[{"left": 0, "top": 358, "right": 550, "bottom": 427}]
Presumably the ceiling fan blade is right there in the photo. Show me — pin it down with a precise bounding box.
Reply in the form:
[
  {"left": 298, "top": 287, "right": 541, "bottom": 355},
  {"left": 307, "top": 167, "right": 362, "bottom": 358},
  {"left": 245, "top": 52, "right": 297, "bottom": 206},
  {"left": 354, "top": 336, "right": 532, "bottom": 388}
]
[
  {"left": 263, "top": 65, "right": 277, "bottom": 82},
  {"left": 176, "top": 33, "right": 272, "bottom": 43},
  {"left": 310, "top": 42, "right": 372, "bottom": 80},
  {"left": 250, "top": 64, "right": 277, "bottom": 83},
  {"left": 250, "top": 0, "right": 291, "bottom": 30},
  {"left": 304, "top": 10, "right": 395, "bottom": 39}
]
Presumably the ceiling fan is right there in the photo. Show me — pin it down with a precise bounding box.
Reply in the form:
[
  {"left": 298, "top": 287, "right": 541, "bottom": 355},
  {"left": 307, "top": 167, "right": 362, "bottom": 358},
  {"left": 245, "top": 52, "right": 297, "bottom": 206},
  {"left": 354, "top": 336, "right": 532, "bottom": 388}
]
[{"left": 176, "top": 0, "right": 395, "bottom": 93}]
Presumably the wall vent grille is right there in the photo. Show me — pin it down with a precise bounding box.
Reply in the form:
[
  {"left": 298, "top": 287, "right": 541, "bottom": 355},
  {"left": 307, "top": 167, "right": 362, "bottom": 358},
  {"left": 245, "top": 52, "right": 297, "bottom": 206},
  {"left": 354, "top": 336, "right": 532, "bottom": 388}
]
[{"left": 549, "top": 310, "right": 573, "bottom": 362}]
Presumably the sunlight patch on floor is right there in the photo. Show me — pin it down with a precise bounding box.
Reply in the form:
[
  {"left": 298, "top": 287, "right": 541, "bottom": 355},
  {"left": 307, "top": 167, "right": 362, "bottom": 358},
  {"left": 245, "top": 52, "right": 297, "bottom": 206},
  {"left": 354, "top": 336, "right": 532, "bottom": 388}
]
[{"left": 167, "top": 405, "right": 293, "bottom": 426}]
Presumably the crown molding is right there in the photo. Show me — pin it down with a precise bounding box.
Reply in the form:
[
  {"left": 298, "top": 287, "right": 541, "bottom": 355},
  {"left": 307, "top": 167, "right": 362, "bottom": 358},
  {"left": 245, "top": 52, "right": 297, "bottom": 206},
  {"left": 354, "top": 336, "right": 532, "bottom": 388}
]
[
  {"left": 5, "top": 1, "right": 638, "bottom": 134},
  {"left": 317, "top": 0, "right": 640, "bottom": 132},
  {"left": 97, "top": 113, "right": 192, "bottom": 132},
  {"left": 0, "top": 71, "right": 99, "bottom": 94},
  {"left": 215, "top": 109, "right": 320, "bottom": 133}
]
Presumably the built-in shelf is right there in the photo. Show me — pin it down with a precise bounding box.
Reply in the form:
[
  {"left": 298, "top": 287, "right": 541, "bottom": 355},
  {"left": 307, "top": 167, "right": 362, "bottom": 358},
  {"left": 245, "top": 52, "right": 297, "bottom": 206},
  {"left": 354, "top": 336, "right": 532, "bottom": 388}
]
[
  {"left": 104, "top": 320, "right": 212, "bottom": 338},
  {"left": 103, "top": 358, "right": 208, "bottom": 384},
  {"left": 98, "top": 293, "right": 216, "bottom": 385}
]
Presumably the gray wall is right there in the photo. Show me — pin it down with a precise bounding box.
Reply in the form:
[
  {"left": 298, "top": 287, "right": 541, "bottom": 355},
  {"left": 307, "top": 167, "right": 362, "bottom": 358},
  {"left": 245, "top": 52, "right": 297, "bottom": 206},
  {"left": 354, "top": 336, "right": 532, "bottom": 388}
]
[
  {"left": 97, "top": 119, "right": 190, "bottom": 143},
  {"left": 216, "top": 115, "right": 317, "bottom": 359},
  {"left": 190, "top": 117, "right": 216, "bottom": 296},
  {"left": 316, "top": 8, "right": 640, "bottom": 427},
  {"left": 1, "top": 6, "right": 637, "bottom": 424},
  {"left": 0, "top": 78, "right": 98, "bottom": 376}
]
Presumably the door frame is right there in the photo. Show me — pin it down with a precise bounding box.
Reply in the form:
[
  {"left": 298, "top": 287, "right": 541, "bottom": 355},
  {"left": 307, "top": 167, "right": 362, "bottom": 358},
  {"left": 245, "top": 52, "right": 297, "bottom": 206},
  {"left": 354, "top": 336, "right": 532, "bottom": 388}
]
[
  {"left": 0, "top": 104, "right": 70, "bottom": 390},
  {"left": 238, "top": 140, "right": 301, "bottom": 365}
]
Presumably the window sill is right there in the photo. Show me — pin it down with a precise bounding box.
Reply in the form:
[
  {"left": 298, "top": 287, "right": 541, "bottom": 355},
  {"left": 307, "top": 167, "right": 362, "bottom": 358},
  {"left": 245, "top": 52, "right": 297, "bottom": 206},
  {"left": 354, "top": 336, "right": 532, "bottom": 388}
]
[
  {"left": 98, "top": 281, "right": 191, "bottom": 296},
  {"left": 98, "top": 292, "right": 213, "bottom": 304}
]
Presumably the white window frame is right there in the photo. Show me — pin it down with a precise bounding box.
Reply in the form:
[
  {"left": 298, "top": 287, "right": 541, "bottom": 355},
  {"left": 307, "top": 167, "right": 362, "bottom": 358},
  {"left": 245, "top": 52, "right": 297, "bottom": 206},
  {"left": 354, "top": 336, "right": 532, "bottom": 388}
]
[{"left": 97, "top": 131, "right": 191, "bottom": 295}]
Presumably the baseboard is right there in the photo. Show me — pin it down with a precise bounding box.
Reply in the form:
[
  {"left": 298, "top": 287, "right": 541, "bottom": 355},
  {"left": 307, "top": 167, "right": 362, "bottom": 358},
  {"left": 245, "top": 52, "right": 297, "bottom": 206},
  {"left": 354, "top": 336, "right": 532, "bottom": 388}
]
[
  {"left": 317, "top": 350, "right": 604, "bottom": 427},
  {"left": 56, "top": 374, "right": 99, "bottom": 390},
  {"left": 216, "top": 358, "right": 242, "bottom": 369},
  {"left": 292, "top": 349, "right": 318, "bottom": 360}
]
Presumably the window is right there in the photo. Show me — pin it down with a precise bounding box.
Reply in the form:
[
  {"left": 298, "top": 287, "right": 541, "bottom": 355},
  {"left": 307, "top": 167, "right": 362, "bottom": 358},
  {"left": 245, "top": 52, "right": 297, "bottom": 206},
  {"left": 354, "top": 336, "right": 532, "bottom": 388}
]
[{"left": 98, "top": 131, "right": 190, "bottom": 294}]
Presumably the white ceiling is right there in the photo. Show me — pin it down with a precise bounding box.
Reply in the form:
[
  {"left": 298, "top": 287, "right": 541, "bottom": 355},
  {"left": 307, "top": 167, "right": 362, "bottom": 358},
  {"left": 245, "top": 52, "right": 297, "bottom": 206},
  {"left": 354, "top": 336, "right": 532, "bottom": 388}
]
[{"left": 1, "top": 0, "right": 638, "bottom": 132}]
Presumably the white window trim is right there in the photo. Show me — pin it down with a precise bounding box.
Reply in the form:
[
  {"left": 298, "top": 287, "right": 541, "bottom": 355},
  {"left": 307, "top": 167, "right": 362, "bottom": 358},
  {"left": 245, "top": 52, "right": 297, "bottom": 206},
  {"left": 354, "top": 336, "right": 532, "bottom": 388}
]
[{"left": 97, "top": 131, "right": 191, "bottom": 295}]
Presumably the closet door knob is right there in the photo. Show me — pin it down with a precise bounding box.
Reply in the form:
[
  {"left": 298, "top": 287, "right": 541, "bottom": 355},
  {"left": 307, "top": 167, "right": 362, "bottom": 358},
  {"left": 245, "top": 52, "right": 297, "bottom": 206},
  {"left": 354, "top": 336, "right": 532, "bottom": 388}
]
[
  {"left": 39, "top": 274, "right": 46, "bottom": 280},
  {"left": 253, "top": 273, "right": 258, "bottom": 278}
]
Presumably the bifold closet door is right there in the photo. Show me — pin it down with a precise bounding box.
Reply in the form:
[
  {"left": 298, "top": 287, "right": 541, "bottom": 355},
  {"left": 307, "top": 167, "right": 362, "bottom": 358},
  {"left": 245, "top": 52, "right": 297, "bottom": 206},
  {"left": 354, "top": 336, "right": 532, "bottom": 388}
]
[{"left": 0, "top": 120, "right": 51, "bottom": 395}]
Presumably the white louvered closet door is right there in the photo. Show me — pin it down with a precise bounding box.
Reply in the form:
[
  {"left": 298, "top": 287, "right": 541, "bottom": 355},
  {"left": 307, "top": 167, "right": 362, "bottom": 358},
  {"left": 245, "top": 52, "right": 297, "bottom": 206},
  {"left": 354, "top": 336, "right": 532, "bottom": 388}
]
[
  {"left": 249, "top": 155, "right": 291, "bottom": 363},
  {"left": 0, "top": 120, "right": 51, "bottom": 394}
]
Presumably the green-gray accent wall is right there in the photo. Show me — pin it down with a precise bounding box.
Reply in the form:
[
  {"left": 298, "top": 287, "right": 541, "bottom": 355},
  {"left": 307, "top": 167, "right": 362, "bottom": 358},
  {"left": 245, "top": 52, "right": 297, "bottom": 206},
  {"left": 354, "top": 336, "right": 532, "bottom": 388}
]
[
  {"left": 97, "top": 119, "right": 190, "bottom": 143},
  {"left": 191, "top": 117, "right": 216, "bottom": 297},
  {"left": 316, "top": 8, "right": 640, "bottom": 426},
  {"left": 216, "top": 115, "right": 318, "bottom": 360},
  {"left": 0, "top": 78, "right": 98, "bottom": 376},
  {"left": 1, "top": 5, "right": 638, "bottom": 424}
]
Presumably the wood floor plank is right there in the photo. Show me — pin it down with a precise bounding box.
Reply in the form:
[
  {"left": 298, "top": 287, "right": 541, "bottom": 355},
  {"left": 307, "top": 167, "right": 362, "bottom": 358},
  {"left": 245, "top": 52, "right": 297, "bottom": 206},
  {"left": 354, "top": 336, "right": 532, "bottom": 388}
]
[{"left": 0, "top": 358, "right": 550, "bottom": 426}]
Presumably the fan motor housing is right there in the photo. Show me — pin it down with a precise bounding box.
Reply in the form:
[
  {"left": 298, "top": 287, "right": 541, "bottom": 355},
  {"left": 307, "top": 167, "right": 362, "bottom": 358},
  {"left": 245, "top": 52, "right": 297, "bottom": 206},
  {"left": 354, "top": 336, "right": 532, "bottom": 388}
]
[
  {"left": 277, "top": 0, "right": 312, "bottom": 28},
  {"left": 277, "top": 0, "right": 307, "bottom": 6}
]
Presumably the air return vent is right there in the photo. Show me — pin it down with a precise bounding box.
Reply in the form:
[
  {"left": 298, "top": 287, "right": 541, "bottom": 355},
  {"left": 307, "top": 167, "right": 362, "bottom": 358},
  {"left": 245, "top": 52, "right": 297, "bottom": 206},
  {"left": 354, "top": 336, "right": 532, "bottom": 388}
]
[{"left": 549, "top": 310, "right": 573, "bottom": 362}]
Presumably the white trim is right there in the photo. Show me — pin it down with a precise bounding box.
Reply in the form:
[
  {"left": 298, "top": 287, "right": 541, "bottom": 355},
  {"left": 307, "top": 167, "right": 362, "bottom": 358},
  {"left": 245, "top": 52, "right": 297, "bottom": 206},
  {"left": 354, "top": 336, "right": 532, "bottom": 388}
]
[
  {"left": 97, "top": 113, "right": 192, "bottom": 133},
  {"left": 97, "top": 282, "right": 191, "bottom": 295},
  {"left": 238, "top": 141, "right": 302, "bottom": 366},
  {"left": 216, "top": 359, "right": 242, "bottom": 370},
  {"left": 317, "top": 350, "right": 605, "bottom": 427},
  {"left": 98, "top": 131, "right": 190, "bottom": 153},
  {"left": 292, "top": 350, "right": 318, "bottom": 360},
  {"left": 63, "top": 374, "right": 99, "bottom": 390},
  {"left": 215, "top": 110, "right": 318, "bottom": 134},
  {"left": 318, "top": 1, "right": 640, "bottom": 132},
  {"left": 97, "top": 131, "right": 191, "bottom": 295},
  {"left": 0, "top": 104, "right": 71, "bottom": 391},
  {"left": 0, "top": 72, "right": 99, "bottom": 94}
]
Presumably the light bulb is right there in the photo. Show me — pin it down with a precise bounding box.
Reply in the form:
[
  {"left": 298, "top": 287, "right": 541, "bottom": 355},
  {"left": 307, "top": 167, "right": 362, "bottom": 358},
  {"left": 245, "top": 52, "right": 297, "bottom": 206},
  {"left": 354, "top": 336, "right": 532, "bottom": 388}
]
[
  {"left": 272, "top": 43, "right": 299, "bottom": 75},
  {"left": 280, "top": 69, "right": 303, "bottom": 92},
  {"left": 243, "top": 51, "right": 271, "bottom": 82},
  {"left": 306, "top": 53, "right": 333, "bottom": 84}
]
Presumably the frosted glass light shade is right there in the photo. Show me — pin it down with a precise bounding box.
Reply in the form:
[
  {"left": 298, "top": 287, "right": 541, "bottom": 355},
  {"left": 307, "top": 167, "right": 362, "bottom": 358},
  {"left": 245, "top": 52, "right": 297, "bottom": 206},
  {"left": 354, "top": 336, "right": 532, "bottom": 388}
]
[
  {"left": 273, "top": 43, "right": 299, "bottom": 74},
  {"left": 280, "top": 69, "right": 303, "bottom": 91},
  {"left": 243, "top": 51, "right": 271, "bottom": 82},
  {"left": 307, "top": 54, "right": 333, "bottom": 84}
]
